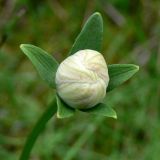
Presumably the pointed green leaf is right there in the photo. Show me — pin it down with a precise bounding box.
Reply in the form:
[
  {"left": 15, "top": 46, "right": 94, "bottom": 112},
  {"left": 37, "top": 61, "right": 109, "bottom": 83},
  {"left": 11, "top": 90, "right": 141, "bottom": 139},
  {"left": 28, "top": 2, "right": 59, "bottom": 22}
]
[
  {"left": 81, "top": 103, "right": 117, "bottom": 119},
  {"left": 56, "top": 95, "right": 75, "bottom": 118},
  {"left": 20, "top": 44, "right": 59, "bottom": 88},
  {"left": 107, "top": 64, "right": 139, "bottom": 92},
  {"left": 69, "top": 12, "right": 103, "bottom": 55}
]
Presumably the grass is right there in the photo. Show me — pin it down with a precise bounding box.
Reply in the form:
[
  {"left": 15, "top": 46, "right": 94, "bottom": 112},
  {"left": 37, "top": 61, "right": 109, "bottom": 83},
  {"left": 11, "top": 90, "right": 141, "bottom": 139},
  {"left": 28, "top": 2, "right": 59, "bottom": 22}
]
[{"left": 0, "top": 0, "right": 160, "bottom": 159}]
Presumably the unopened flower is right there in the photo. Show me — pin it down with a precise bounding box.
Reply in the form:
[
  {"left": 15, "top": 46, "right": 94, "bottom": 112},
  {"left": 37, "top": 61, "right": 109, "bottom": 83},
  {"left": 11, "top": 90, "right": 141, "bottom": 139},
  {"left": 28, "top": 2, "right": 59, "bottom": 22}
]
[{"left": 55, "top": 49, "right": 109, "bottom": 109}]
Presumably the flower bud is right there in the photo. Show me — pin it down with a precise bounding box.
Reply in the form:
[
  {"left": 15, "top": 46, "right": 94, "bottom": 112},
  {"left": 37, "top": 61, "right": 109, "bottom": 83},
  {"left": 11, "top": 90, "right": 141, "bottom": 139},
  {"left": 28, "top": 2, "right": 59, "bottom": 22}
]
[{"left": 55, "top": 49, "right": 109, "bottom": 109}]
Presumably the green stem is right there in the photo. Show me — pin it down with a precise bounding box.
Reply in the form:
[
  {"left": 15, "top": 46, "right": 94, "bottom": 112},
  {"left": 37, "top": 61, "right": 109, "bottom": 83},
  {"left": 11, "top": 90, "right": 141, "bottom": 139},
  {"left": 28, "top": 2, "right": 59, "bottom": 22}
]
[{"left": 19, "top": 99, "right": 57, "bottom": 160}]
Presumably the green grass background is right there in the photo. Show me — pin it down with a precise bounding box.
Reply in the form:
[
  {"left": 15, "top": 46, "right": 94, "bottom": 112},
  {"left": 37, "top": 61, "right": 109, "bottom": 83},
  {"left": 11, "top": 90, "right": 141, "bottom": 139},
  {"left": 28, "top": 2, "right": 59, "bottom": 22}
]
[{"left": 0, "top": 0, "right": 160, "bottom": 159}]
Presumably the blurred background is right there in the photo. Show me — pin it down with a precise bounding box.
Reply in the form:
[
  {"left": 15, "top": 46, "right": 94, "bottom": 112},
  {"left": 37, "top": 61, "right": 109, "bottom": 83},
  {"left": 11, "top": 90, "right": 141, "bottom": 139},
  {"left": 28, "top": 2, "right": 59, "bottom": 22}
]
[{"left": 0, "top": 0, "right": 160, "bottom": 160}]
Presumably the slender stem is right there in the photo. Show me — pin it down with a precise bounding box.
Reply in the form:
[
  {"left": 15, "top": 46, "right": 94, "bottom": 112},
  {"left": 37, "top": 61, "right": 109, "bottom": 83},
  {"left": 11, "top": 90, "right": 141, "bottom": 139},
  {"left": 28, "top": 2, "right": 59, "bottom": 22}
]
[{"left": 19, "top": 99, "right": 57, "bottom": 160}]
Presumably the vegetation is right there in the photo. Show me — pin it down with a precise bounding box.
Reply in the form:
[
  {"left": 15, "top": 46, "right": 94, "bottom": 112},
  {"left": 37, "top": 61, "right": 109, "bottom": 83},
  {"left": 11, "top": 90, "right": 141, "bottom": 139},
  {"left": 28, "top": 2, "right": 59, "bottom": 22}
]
[{"left": 0, "top": 0, "right": 160, "bottom": 160}]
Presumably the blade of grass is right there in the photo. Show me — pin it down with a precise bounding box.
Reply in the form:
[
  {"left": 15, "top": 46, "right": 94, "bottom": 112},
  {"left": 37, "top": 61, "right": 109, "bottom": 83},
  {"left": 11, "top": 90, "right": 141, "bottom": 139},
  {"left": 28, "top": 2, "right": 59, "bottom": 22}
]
[{"left": 64, "top": 116, "right": 104, "bottom": 160}]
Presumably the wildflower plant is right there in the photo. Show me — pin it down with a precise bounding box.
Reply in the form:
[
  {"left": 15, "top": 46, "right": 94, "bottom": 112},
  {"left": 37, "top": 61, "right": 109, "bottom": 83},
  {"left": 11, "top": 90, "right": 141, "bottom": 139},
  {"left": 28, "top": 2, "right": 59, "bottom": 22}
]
[{"left": 19, "top": 12, "right": 139, "bottom": 160}]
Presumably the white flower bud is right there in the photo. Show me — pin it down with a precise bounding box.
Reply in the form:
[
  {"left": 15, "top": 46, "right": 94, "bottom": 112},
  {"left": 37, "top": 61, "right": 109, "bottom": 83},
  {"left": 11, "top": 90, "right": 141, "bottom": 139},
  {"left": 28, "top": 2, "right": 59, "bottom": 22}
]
[{"left": 55, "top": 49, "right": 109, "bottom": 109}]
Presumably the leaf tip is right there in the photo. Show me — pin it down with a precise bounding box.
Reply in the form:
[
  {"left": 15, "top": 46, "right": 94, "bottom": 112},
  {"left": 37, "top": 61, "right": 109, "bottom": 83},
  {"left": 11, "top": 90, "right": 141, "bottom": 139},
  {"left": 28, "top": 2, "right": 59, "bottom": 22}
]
[
  {"left": 112, "top": 114, "right": 117, "bottom": 119},
  {"left": 20, "top": 44, "right": 25, "bottom": 49},
  {"left": 56, "top": 111, "right": 74, "bottom": 119},
  {"left": 56, "top": 95, "right": 75, "bottom": 119},
  {"left": 56, "top": 113, "right": 62, "bottom": 119},
  {"left": 20, "top": 44, "right": 30, "bottom": 52},
  {"left": 94, "top": 12, "right": 101, "bottom": 16},
  {"left": 20, "top": 44, "right": 34, "bottom": 50},
  {"left": 132, "top": 65, "right": 139, "bottom": 74},
  {"left": 135, "top": 65, "right": 139, "bottom": 71},
  {"left": 92, "top": 12, "right": 102, "bottom": 20}
]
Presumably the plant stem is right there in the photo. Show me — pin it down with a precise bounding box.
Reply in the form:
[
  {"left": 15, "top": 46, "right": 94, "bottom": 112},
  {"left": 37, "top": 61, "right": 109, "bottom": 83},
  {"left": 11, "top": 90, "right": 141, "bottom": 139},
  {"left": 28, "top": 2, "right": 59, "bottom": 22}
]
[{"left": 19, "top": 99, "right": 57, "bottom": 160}]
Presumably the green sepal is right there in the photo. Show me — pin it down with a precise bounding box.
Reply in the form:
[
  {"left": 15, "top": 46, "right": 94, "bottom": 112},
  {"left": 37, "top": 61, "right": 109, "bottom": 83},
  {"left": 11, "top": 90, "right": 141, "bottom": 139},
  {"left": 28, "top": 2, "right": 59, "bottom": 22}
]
[
  {"left": 20, "top": 44, "right": 59, "bottom": 88},
  {"left": 107, "top": 64, "right": 139, "bottom": 92},
  {"left": 80, "top": 103, "right": 117, "bottom": 119},
  {"left": 56, "top": 95, "right": 75, "bottom": 118},
  {"left": 69, "top": 12, "right": 103, "bottom": 55}
]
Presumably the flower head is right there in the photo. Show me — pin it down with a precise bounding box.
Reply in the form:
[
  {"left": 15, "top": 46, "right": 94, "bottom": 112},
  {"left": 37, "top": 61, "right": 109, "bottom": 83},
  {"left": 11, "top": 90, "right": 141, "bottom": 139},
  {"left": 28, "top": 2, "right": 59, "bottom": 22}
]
[
  {"left": 55, "top": 49, "right": 109, "bottom": 109},
  {"left": 20, "top": 12, "right": 139, "bottom": 118}
]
